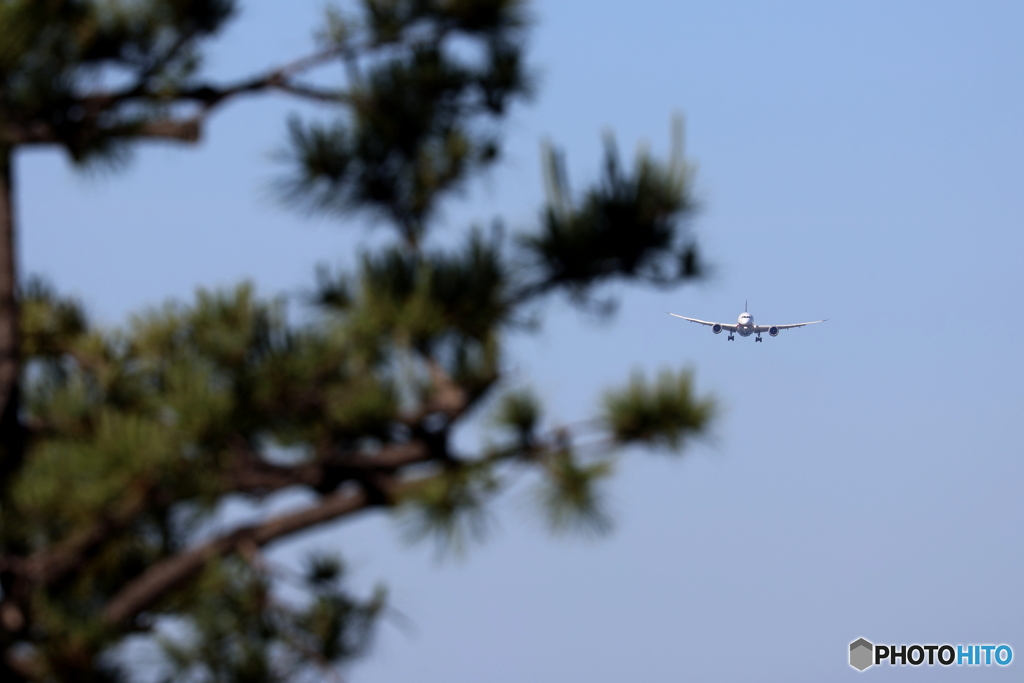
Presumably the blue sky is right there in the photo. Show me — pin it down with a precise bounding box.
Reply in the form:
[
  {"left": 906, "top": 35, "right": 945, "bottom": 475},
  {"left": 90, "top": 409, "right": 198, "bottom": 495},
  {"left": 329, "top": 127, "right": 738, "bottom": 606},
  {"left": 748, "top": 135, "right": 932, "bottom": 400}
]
[{"left": 18, "top": 0, "right": 1024, "bottom": 680}]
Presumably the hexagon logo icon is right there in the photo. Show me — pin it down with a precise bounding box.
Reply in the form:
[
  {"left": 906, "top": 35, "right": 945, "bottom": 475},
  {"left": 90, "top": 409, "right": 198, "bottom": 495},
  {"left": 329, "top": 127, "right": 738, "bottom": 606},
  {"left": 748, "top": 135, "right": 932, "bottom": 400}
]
[{"left": 850, "top": 638, "right": 874, "bottom": 671}]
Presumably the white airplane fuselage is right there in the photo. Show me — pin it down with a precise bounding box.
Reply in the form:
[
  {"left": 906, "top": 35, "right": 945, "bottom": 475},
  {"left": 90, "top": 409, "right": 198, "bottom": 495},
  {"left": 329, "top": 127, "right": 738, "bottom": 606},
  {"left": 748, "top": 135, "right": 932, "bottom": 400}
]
[{"left": 735, "top": 311, "right": 755, "bottom": 337}]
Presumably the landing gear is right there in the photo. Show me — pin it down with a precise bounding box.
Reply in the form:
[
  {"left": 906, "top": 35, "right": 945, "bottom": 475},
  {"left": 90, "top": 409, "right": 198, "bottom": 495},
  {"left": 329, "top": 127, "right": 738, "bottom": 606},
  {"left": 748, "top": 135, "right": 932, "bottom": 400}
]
[
  {"left": 727, "top": 334, "right": 735, "bottom": 341},
  {"left": 755, "top": 335, "right": 763, "bottom": 342}
]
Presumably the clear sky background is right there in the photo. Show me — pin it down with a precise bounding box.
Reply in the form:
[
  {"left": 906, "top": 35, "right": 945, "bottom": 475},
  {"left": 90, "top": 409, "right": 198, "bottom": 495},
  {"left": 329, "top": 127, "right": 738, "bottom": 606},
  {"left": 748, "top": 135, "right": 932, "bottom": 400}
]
[{"left": 17, "top": 0, "right": 1024, "bottom": 680}]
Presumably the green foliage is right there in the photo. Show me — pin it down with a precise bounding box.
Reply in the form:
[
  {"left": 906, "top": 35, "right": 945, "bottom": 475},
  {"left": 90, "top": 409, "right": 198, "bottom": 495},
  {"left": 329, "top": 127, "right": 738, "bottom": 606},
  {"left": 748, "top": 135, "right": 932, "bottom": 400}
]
[
  {"left": 0, "top": 0, "right": 236, "bottom": 162},
  {"left": 159, "top": 557, "right": 383, "bottom": 683},
  {"left": 603, "top": 369, "right": 715, "bottom": 450},
  {"left": 521, "top": 119, "right": 700, "bottom": 304},
  {"left": 277, "top": 0, "right": 532, "bottom": 244},
  {"left": 340, "top": 228, "right": 508, "bottom": 353},
  {"left": 17, "top": 411, "right": 175, "bottom": 523},
  {"left": 399, "top": 465, "right": 497, "bottom": 556},
  {"left": 493, "top": 388, "right": 540, "bottom": 446},
  {"left": 20, "top": 278, "right": 87, "bottom": 360},
  {"left": 536, "top": 451, "right": 613, "bottom": 538}
]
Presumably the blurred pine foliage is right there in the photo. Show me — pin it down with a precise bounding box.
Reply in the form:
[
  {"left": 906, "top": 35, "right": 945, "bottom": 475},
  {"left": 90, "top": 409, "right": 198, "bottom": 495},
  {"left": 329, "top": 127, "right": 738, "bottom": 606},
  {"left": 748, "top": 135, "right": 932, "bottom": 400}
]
[{"left": 0, "top": 1, "right": 714, "bottom": 681}]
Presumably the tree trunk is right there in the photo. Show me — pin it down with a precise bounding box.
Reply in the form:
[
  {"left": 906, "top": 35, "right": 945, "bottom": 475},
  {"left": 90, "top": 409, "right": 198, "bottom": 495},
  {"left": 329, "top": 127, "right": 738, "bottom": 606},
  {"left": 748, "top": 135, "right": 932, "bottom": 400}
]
[
  {"left": 0, "top": 145, "right": 22, "bottom": 488},
  {"left": 0, "top": 146, "right": 27, "bottom": 682}
]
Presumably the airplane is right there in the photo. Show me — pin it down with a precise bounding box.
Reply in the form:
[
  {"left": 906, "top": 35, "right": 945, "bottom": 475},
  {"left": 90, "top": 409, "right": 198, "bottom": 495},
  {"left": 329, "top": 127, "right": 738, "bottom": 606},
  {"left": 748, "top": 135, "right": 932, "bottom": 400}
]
[{"left": 667, "top": 301, "right": 827, "bottom": 342}]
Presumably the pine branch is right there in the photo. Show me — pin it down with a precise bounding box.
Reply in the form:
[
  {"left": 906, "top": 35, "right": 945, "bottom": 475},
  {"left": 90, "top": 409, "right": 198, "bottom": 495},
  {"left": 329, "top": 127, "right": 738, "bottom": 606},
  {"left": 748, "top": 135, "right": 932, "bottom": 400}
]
[
  {"left": 102, "top": 486, "right": 375, "bottom": 627},
  {"left": 3, "top": 46, "right": 351, "bottom": 149},
  {"left": 226, "top": 440, "right": 433, "bottom": 495},
  {"left": 79, "top": 44, "right": 348, "bottom": 111},
  {"left": 134, "top": 118, "right": 203, "bottom": 142}
]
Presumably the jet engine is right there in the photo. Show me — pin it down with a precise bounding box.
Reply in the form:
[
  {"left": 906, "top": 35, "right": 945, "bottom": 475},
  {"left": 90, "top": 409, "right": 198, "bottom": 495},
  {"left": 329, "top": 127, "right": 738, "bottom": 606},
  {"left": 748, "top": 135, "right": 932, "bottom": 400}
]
[
  {"left": 712, "top": 324, "right": 723, "bottom": 334},
  {"left": 768, "top": 326, "right": 780, "bottom": 337}
]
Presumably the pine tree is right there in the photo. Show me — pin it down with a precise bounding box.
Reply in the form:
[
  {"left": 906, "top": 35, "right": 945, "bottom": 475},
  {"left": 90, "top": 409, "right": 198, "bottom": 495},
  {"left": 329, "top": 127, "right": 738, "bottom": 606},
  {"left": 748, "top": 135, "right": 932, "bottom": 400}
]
[{"left": 1, "top": 2, "right": 714, "bottom": 680}]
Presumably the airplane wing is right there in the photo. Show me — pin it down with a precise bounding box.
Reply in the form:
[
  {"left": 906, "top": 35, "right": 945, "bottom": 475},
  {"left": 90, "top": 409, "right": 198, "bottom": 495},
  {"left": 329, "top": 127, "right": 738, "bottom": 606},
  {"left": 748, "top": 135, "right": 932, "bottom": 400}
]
[
  {"left": 667, "top": 313, "right": 737, "bottom": 331},
  {"left": 754, "top": 319, "right": 828, "bottom": 332}
]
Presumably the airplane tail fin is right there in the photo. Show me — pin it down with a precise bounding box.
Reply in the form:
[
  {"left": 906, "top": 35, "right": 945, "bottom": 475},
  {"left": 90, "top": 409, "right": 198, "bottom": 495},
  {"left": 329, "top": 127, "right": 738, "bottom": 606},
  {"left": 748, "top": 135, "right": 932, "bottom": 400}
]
[{"left": 745, "top": 299, "right": 748, "bottom": 312}]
